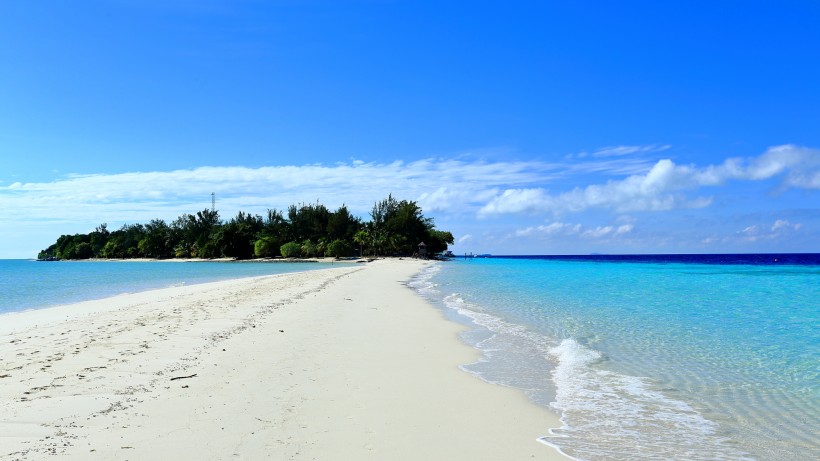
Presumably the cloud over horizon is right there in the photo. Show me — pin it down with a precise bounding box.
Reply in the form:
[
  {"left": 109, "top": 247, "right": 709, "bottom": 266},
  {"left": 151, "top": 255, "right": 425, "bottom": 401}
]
[
  {"left": 479, "top": 145, "right": 820, "bottom": 217},
  {"left": 2, "top": 145, "right": 818, "bottom": 227},
  {"left": 0, "top": 144, "right": 817, "bottom": 257},
  {"left": 0, "top": 149, "right": 667, "bottom": 225}
]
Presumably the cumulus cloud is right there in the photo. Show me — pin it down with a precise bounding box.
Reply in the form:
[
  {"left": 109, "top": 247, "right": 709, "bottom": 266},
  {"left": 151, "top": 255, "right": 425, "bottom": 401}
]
[
  {"left": 478, "top": 158, "right": 715, "bottom": 216},
  {"left": 478, "top": 188, "right": 553, "bottom": 216},
  {"left": 480, "top": 145, "right": 820, "bottom": 216}
]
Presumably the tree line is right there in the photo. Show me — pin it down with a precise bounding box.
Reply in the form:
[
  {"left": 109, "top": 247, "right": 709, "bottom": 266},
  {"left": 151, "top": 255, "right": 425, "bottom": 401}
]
[{"left": 37, "top": 195, "right": 454, "bottom": 261}]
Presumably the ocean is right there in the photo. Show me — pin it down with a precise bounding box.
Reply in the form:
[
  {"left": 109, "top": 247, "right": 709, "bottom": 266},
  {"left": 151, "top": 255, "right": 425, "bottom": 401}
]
[
  {"left": 0, "top": 259, "right": 343, "bottom": 314},
  {"left": 410, "top": 254, "right": 819, "bottom": 461},
  {"left": 2, "top": 256, "right": 817, "bottom": 460}
]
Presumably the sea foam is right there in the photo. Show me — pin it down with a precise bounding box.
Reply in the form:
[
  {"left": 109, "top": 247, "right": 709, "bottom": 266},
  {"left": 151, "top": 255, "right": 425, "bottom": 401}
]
[{"left": 410, "top": 262, "right": 765, "bottom": 461}]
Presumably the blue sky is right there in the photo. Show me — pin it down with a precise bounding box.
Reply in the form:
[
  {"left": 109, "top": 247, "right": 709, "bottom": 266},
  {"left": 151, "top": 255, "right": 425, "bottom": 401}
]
[{"left": 1, "top": 1, "right": 818, "bottom": 258}]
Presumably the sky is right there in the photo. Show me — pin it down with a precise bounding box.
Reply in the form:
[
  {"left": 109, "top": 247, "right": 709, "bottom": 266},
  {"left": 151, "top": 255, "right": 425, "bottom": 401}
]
[{"left": 1, "top": 0, "right": 818, "bottom": 258}]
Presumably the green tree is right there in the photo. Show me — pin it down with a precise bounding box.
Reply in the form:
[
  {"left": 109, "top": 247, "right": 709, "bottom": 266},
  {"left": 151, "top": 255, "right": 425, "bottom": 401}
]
[
  {"left": 327, "top": 205, "right": 361, "bottom": 241},
  {"left": 426, "top": 230, "right": 455, "bottom": 255},
  {"left": 64, "top": 241, "right": 94, "bottom": 259},
  {"left": 370, "top": 227, "right": 388, "bottom": 256},
  {"left": 139, "top": 219, "right": 172, "bottom": 258},
  {"left": 214, "top": 211, "right": 263, "bottom": 259},
  {"left": 106, "top": 224, "right": 146, "bottom": 257},
  {"left": 53, "top": 234, "right": 91, "bottom": 259},
  {"left": 254, "top": 236, "right": 278, "bottom": 258},
  {"left": 280, "top": 241, "right": 302, "bottom": 258},
  {"left": 37, "top": 196, "right": 454, "bottom": 262},
  {"left": 171, "top": 209, "right": 220, "bottom": 258},
  {"left": 288, "top": 202, "right": 330, "bottom": 242},
  {"left": 353, "top": 229, "right": 369, "bottom": 256},
  {"left": 301, "top": 239, "right": 318, "bottom": 257},
  {"left": 37, "top": 243, "right": 58, "bottom": 260},
  {"left": 101, "top": 239, "right": 124, "bottom": 258},
  {"left": 89, "top": 223, "right": 110, "bottom": 257},
  {"left": 326, "top": 239, "right": 352, "bottom": 258},
  {"left": 369, "top": 195, "right": 433, "bottom": 256}
]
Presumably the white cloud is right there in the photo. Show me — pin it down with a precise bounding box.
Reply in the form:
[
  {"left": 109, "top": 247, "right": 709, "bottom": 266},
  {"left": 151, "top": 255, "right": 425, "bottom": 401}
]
[
  {"left": 592, "top": 144, "right": 671, "bottom": 158},
  {"left": 478, "top": 188, "right": 553, "bottom": 216},
  {"left": 1, "top": 145, "right": 816, "bottom": 258},
  {"left": 574, "top": 144, "right": 671, "bottom": 159},
  {"left": 616, "top": 224, "right": 634, "bottom": 234},
  {"left": 1, "top": 144, "right": 686, "bottom": 232},
  {"left": 417, "top": 186, "right": 499, "bottom": 213},
  {"left": 515, "top": 222, "right": 582, "bottom": 237},
  {"left": 771, "top": 219, "right": 802, "bottom": 232},
  {"left": 582, "top": 226, "right": 614, "bottom": 238},
  {"left": 479, "top": 158, "right": 715, "bottom": 216},
  {"left": 772, "top": 220, "right": 790, "bottom": 231},
  {"left": 0, "top": 159, "right": 554, "bottom": 226},
  {"left": 515, "top": 221, "right": 631, "bottom": 240},
  {"left": 458, "top": 234, "right": 473, "bottom": 244},
  {"left": 480, "top": 145, "right": 820, "bottom": 216},
  {"left": 725, "top": 219, "right": 805, "bottom": 244}
]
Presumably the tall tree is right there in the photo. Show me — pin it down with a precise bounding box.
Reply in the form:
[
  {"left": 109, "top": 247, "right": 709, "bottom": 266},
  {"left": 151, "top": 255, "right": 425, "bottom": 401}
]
[{"left": 327, "top": 205, "right": 361, "bottom": 241}]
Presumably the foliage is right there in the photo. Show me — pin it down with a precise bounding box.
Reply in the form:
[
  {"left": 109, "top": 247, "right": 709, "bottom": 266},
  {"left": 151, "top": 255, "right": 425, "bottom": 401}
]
[
  {"left": 326, "top": 239, "right": 353, "bottom": 258},
  {"left": 280, "top": 241, "right": 302, "bottom": 258},
  {"left": 213, "top": 211, "right": 263, "bottom": 259},
  {"left": 36, "top": 195, "right": 454, "bottom": 261},
  {"left": 368, "top": 194, "right": 437, "bottom": 256},
  {"left": 253, "top": 236, "right": 278, "bottom": 258},
  {"left": 426, "top": 230, "right": 455, "bottom": 254},
  {"left": 352, "top": 229, "right": 369, "bottom": 256},
  {"left": 301, "top": 239, "right": 318, "bottom": 257},
  {"left": 287, "top": 202, "right": 330, "bottom": 243}
]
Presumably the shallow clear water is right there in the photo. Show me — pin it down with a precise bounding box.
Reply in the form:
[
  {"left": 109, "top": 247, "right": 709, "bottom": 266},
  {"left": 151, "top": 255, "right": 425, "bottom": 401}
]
[
  {"left": 0, "top": 259, "right": 339, "bottom": 314},
  {"left": 411, "top": 257, "right": 819, "bottom": 461}
]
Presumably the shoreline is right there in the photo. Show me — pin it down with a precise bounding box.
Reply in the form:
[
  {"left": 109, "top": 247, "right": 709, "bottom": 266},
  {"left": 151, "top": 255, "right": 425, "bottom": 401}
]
[
  {"left": 1, "top": 259, "right": 567, "bottom": 460},
  {"left": 32, "top": 256, "right": 365, "bottom": 263},
  {"left": 0, "top": 258, "right": 366, "bottom": 317}
]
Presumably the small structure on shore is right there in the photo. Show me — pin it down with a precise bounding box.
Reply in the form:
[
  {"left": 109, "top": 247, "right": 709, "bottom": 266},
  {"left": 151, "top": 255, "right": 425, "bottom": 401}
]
[{"left": 417, "top": 242, "right": 427, "bottom": 259}]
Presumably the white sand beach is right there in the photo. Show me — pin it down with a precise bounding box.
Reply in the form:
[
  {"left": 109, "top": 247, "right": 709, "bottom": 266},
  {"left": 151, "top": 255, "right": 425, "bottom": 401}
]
[{"left": 1, "top": 259, "right": 567, "bottom": 460}]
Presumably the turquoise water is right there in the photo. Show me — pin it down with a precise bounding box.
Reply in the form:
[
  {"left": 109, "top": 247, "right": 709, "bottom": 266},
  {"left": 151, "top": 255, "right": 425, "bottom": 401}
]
[
  {"left": 411, "top": 258, "right": 819, "bottom": 461},
  {"left": 0, "top": 259, "right": 338, "bottom": 314}
]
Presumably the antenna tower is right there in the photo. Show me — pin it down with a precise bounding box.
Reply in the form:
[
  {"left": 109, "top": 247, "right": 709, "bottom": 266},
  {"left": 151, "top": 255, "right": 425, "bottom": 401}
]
[{"left": 211, "top": 192, "right": 216, "bottom": 213}]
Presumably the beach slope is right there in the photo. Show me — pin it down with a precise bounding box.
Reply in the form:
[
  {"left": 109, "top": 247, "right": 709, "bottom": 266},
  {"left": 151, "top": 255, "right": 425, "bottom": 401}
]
[{"left": 1, "top": 259, "right": 566, "bottom": 460}]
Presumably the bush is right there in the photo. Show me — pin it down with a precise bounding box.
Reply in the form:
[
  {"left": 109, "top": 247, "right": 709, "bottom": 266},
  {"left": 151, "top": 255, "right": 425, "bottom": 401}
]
[
  {"left": 280, "top": 241, "right": 302, "bottom": 258},
  {"left": 254, "top": 237, "right": 278, "bottom": 258},
  {"left": 301, "top": 239, "right": 317, "bottom": 257},
  {"left": 326, "top": 239, "right": 352, "bottom": 258}
]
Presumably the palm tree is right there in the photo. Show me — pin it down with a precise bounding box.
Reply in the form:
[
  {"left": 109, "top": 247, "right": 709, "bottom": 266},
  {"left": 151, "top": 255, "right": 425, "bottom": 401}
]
[
  {"left": 353, "top": 229, "right": 369, "bottom": 257},
  {"left": 370, "top": 229, "right": 387, "bottom": 257}
]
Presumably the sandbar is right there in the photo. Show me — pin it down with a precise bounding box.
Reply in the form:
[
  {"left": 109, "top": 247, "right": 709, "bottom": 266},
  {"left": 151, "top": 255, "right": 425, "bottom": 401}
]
[{"left": 1, "top": 259, "right": 567, "bottom": 460}]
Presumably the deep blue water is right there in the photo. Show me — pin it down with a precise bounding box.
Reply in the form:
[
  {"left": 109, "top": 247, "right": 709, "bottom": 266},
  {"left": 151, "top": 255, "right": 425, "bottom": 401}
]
[
  {"left": 490, "top": 253, "right": 820, "bottom": 265},
  {"left": 0, "top": 259, "right": 338, "bottom": 314},
  {"left": 412, "top": 254, "right": 819, "bottom": 461}
]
